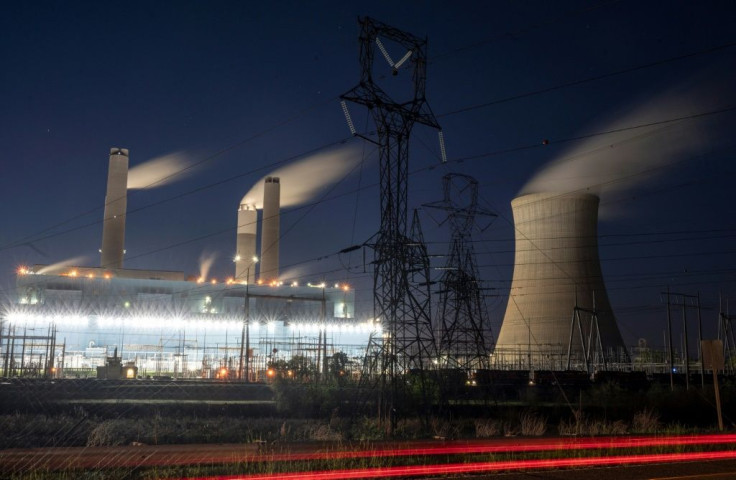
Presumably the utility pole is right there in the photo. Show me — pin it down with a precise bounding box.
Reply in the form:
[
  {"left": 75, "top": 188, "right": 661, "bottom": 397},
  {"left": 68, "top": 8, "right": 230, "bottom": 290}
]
[{"left": 662, "top": 289, "right": 700, "bottom": 390}]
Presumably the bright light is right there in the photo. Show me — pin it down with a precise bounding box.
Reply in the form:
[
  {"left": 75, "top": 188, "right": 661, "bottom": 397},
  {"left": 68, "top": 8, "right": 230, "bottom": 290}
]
[
  {"left": 266, "top": 368, "right": 275, "bottom": 378},
  {"left": 17, "top": 266, "right": 29, "bottom": 275},
  {"left": 291, "top": 281, "right": 298, "bottom": 287},
  {"left": 196, "top": 277, "right": 205, "bottom": 284},
  {"left": 210, "top": 279, "right": 217, "bottom": 285},
  {"left": 233, "top": 255, "right": 241, "bottom": 262},
  {"left": 69, "top": 270, "right": 78, "bottom": 277}
]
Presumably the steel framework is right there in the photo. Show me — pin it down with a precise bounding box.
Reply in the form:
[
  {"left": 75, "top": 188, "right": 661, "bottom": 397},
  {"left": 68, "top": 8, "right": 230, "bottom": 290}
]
[
  {"left": 425, "top": 174, "right": 495, "bottom": 376},
  {"left": 341, "top": 17, "right": 440, "bottom": 425}
]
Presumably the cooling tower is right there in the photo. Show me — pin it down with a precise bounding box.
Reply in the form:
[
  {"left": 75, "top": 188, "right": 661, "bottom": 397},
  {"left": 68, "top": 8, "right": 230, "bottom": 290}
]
[
  {"left": 235, "top": 203, "right": 258, "bottom": 282},
  {"left": 259, "top": 176, "right": 280, "bottom": 282},
  {"left": 100, "top": 148, "right": 129, "bottom": 269},
  {"left": 494, "top": 192, "right": 629, "bottom": 367}
]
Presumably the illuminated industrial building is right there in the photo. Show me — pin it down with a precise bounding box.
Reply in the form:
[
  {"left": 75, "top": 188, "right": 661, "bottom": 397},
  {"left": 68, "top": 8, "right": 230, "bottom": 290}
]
[
  {"left": 10, "top": 265, "right": 365, "bottom": 379},
  {"left": 1, "top": 148, "right": 370, "bottom": 379}
]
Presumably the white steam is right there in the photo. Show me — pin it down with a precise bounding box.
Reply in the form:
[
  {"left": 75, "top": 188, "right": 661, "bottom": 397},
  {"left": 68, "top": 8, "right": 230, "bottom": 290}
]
[
  {"left": 521, "top": 84, "right": 716, "bottom": 201},
  {"left": 36, "top": 256, "right": 90, "bottom": 275},
  {"left": 198, "top": 251, "right": 218, "bottom": 281},
  {"left": 127, "top": 152, "right": 194, "bottom": 190},
  {"left": 240, "top": 145, "right": 362, "bottom": 208}
]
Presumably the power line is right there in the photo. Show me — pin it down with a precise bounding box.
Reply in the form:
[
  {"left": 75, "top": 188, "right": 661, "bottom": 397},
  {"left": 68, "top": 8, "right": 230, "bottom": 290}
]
[{"left": 437, "top": 40, "right": 736, "bottom": 118}]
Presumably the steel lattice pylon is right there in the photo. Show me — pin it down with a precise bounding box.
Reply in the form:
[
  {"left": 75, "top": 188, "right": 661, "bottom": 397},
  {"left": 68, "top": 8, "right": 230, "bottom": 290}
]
[
  {"left": 425, "top": 174, "right": 496, "bottom": 376},
  {"left": 341, "top": 17, "right": 440, "bottom": 425}
]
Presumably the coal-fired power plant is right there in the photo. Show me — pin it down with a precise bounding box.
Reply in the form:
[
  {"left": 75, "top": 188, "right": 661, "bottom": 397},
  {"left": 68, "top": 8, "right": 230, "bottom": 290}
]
[
  {"left": 259, "top": 176, "right": 280, "bottom": 282},
  {"left": 100, "top": 147, "right": 129, "bottom": 269},
  {"left": 7, "top": 148, "right": 364, "bottom": 381},
  {"left": 235, "top": 203, "right": 258, "bottom": 283},
  {"left": 493, "top": 192, "right": 629, "bottom": 369}
]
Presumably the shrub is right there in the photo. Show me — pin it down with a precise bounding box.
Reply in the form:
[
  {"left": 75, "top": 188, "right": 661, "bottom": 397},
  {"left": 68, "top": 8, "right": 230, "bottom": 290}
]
[
  {"left": 474, "top": 418, "right": 500, "bottom": 438},
  {"left": 519, "top": 411, "right": 547, "bottom": 436},
  {"left": 632, "top": 409, "right": 660, "bottom": 433}
]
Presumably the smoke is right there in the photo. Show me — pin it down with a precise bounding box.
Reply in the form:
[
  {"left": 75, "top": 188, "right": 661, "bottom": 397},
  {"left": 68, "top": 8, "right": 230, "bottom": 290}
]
[
  {"left": 127, "top": 151, "right": 194, "bottom": 190},
  {"left": 198, "top": 251, "right": 218, "bottom": 281},
  {"left": 521, "top": 83, "right": 719, "bottom": 203},
  {"left": 240, "top": 145, "right": 362, "bottom": 208},
  {"left": 36, "top": 256, "right": 89, "bottom": 275},
  {"left": 278, "top": 265, "right": 307, "bottom": 284}
]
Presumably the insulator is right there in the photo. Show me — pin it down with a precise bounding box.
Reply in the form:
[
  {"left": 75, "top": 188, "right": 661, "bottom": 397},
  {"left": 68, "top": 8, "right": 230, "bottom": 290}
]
[
  {"left": 341, "top": 100, "right": 357, "bottom": 135},
  {"left": 438, "top": 131, "right": 448, "bottom": 163},
  {"left": 375, "top": 37, "right": 395, "bottom": 67},
  {"left": 394, "top": 50, "right": 413, "bottom": 69}
]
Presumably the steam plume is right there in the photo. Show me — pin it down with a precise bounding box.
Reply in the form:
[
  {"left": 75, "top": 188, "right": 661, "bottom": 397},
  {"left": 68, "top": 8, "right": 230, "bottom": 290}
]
[
  {"left": 240, "top": 145, "right": 361, "bottom": 208},
  {"left": 36, "top": 256, "right": 90, "bottom": 275},
  {"left": 521, "top": 85, "right": 716, "bottom": 201},
  {"left": 198, "top": 251, "right": 218, "bottom": 281},
  {"left": 127, "top": 152, "right": 193, "bottom": 190}
]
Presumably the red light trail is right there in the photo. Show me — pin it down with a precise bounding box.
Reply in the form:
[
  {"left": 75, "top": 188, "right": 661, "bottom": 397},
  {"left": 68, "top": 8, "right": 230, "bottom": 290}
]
[
  {"left": 173, "top": 434, "right": 736, "bottom": 480},
  {"left": 179, "top": 450, "right": 736, "bottom": 480},
  {"left": 246, "top": 433, "right": 736, "bottom": 462}
]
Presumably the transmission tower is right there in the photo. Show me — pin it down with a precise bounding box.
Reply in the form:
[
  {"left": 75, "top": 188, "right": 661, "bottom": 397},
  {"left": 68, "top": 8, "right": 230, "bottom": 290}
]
[
  {"left": 341, "top": 17, "right": 440, "bottom": 426},
  {"left": 425, "top": 174, "right": 496, "bottom": 376}
]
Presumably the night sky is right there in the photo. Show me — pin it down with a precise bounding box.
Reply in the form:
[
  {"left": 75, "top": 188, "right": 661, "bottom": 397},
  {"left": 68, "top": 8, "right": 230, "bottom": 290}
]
[{"left": 2, "top": 1, "right": 735, "bottom": 348}]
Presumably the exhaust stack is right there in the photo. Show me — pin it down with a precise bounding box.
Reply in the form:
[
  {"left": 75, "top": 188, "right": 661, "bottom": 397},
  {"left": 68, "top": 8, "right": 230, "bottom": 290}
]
[
  {"left": 259, "top": 176, "right": 280, "bottom": 282},
  {"left": 235, "top": 203, "right": 258, "bottom": 283},
  {"left": 100, "top": 147, "right": 129, "bottom": 269}
]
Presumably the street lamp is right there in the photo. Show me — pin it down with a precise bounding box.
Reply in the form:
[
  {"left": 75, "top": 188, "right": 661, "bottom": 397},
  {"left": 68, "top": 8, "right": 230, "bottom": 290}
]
[{"left": 238, "top": 256, "right": 258, "bottom": 381}]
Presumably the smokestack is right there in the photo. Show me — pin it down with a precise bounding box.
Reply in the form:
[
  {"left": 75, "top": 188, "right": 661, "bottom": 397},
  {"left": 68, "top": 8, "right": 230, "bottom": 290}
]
[
  {"left": 259, "top": 176, "right": 280, "bottom": 282},
  {"left": 235, "top": 203, "right": 258, "bottom": 283},
  {"left": 493, "top": 192, "right": 629, "bottom": 366},
  {"left": 100, "top": 147, "right": 129, "bottom": 269}
]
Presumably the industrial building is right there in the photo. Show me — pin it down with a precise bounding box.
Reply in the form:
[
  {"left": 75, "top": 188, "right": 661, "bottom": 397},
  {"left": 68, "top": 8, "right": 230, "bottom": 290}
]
[{"left": 1, "top": 148, "right": 370, "bottom": 379}]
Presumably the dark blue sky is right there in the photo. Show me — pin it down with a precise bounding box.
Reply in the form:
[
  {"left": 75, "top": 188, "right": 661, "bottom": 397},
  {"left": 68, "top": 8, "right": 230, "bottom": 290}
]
[{"left": 1, "top": 1, "right": 735, "bottom": 347}]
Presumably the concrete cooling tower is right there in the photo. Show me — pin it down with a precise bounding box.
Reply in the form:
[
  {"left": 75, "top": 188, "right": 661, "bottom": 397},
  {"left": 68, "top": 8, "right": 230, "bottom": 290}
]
[
  {"left": 493, "top": 192, "right": 629, "bottom": 369},
  {"left": 100, "top": 147, "right": 129, "bottom": 269}
]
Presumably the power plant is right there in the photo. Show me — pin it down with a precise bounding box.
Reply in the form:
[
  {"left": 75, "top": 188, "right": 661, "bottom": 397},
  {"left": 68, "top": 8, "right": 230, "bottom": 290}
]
[
  {"left": 1, "top": 18, "right": 724, "bottom": 391},
  {"left": 493, "top": 192, "right": 630, "bottom": 370},
  {"left": 3, "top": 148, "right": 365, "bottom": 380}
]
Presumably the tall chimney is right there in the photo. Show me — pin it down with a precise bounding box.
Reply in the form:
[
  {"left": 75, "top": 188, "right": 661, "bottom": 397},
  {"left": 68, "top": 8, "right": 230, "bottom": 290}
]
[
  {"left": 259, "top": 176, "right": 280, "bottom": 282},
  {"left": 235, "top": 203, "right": 258, "bottom": 283},
  {"left": 100, "top": 147, "right": 129, "bottom": 269}
]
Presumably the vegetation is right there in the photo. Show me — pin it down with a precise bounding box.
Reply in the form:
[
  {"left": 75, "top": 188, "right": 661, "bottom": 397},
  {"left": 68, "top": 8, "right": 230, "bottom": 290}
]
[{"left": 0, "top": 372, "right": 734, "bottom": 450}]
